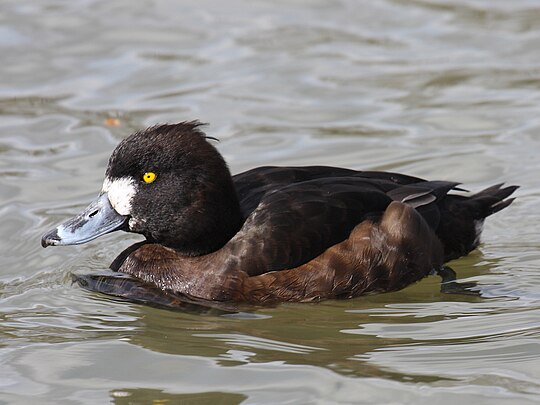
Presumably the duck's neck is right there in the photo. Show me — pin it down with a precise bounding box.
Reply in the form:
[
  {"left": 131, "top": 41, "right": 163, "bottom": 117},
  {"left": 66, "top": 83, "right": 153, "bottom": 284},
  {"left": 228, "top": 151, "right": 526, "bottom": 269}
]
[{"left": 152, "top": 173, "right": 244, "bottom": 256}]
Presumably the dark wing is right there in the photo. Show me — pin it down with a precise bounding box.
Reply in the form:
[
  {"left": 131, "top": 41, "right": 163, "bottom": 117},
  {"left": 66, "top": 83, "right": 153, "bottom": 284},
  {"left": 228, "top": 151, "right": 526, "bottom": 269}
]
[
  {"left": 233, "top": 165, "right": 428, "bottom": 218},
  {"left": 225, "top": 177, "right": 393, "bottom": 276},
  {"left": 233, "top": 166, "right": 359, "bottom": 218},
  {"left": 229, "top": 166, "right": 464, "bottom": 277},
  {"left": 386, "top": 181, "right": 461, "bottom": 229}
]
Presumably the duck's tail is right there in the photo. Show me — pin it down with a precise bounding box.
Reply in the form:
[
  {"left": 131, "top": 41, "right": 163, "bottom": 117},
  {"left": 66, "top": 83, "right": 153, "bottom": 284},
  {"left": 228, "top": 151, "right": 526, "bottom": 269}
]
[
  {"left": 470, "top": 183, "right": 519, "bottom": 218},
  {"left": 437, "top": 183, "right": 518, "bottom": 261}
]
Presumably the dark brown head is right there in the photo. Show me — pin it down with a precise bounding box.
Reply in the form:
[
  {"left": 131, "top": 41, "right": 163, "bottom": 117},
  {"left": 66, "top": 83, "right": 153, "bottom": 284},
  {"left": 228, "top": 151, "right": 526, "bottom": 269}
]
[{"left": 42, "top": 122, "right": 243, "bottom": 255}]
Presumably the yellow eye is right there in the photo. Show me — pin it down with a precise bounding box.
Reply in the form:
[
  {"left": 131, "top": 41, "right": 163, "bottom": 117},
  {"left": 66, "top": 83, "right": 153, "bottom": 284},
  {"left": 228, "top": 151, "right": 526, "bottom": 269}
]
[{"left": 143, "top": 172, "right": 157, "bottom": 183}]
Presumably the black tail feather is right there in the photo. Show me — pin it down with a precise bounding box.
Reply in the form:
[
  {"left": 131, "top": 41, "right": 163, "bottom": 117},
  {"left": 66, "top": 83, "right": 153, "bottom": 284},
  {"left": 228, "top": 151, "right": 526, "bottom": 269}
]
[
  {"left": 472, "top": 184, "right": 519, "bottom": 217},
  {"left": 437, "top": 183, "right": 518, "bottom": 261}
]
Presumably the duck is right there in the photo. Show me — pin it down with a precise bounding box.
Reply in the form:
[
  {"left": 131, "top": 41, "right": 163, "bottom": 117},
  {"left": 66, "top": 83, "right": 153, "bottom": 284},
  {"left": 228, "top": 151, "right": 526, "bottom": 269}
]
[{"left": 41, "top": 121, "right": 518, "bottom": 306}]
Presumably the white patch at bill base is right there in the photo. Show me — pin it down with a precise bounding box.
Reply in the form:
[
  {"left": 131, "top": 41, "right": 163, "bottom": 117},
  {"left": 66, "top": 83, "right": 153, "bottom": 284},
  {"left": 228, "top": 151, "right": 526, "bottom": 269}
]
[{"left": 102, "top": 176, "right": 137, "bottom": 216}]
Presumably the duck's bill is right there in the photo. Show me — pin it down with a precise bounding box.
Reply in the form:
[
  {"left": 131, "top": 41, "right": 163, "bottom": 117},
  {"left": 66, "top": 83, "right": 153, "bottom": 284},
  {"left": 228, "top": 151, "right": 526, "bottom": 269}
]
[{"left": 41, "top": 193, "right": 128, "bottom": 247}]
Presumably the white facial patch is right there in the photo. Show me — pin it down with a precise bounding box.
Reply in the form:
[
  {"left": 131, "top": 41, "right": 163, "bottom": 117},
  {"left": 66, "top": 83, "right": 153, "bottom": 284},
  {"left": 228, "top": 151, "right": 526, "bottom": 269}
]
[{"left": 102, "top": 177, "right": 137, "bottom": 216}]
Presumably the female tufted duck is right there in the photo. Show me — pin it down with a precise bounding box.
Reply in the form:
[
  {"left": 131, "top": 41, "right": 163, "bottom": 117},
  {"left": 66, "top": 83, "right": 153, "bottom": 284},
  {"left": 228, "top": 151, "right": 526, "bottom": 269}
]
[{"left": 42, "top": 122, "right": 517, "bottom": 305}]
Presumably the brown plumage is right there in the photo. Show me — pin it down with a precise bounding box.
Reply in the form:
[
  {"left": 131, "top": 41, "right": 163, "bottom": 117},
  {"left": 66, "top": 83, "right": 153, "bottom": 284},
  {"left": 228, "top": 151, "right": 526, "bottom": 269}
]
[{"left": 42, "top": 122, "right": 518, "bottom": 307}]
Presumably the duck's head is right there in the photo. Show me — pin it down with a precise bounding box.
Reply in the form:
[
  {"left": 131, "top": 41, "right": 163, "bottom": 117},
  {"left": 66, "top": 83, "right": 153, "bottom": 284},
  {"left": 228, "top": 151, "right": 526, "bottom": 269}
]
[{"left": 41, "top": 122, "right": 243, "bottom": 255}]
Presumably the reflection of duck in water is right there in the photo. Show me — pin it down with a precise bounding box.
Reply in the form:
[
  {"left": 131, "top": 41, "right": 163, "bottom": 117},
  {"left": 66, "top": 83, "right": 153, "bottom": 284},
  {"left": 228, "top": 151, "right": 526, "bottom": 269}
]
[{"left": 42, "top": 122, "right": 517, "bottom": 306}]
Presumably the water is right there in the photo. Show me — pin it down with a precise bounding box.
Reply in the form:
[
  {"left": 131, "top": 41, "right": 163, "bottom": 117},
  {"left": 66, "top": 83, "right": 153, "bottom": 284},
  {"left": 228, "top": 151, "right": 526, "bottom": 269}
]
[{"left": 1, "top": 0, "right": 540, "bottom": 403}]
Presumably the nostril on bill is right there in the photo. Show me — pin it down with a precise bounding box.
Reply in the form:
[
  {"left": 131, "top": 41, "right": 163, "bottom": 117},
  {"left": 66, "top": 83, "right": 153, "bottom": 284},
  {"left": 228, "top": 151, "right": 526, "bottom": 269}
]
[{"left": 88, "top": 210, "right": 99, "bottom": 218}]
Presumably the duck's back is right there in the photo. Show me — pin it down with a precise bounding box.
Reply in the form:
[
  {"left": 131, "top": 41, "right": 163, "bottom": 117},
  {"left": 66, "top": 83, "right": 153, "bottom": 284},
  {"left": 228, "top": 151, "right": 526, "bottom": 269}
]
[{"left": 233, "top": 166, "right": 426, "bottom": 217}]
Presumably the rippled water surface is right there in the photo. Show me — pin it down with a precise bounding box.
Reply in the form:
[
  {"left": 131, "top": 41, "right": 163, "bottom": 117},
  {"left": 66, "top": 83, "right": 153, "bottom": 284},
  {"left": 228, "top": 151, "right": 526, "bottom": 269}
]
[{"left": 1, "top": 1, "right": 540, "bottom": 404}]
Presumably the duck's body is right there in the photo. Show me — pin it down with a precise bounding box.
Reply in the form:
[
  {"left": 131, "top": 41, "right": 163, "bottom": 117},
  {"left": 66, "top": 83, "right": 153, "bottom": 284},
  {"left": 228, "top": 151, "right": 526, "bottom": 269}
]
[{"left": 42, "top": 122, "right": 517, "bottom": 306}]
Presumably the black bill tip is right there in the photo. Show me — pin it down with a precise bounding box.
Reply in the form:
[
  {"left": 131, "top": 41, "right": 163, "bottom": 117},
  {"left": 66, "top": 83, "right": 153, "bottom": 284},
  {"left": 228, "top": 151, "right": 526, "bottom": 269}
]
[{"left": 41, "top": 229, "right": 60, "bottom": 248}]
